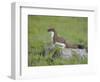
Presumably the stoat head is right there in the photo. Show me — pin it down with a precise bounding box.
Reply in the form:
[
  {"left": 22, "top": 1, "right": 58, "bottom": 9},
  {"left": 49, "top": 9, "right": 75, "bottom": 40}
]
[
  {"left": 48, "top": 28, "right": 55, "bottom": 32},
  {"left": 48, "top": 28, "right": 55, "bottom": 38}
]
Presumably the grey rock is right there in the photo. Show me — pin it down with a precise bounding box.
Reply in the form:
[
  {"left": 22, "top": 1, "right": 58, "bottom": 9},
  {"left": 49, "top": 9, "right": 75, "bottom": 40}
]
[
  {"left": 61, "top": 48, "right": 87, "bottom": 58},
  {"left": 61, "top": 48, "right": 72, "bottom": 58}
]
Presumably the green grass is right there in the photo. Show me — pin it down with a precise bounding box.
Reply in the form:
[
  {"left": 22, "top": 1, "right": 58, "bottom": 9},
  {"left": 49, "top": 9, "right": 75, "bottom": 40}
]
[{"left": 28, "top": 15, "right": 88, "bottom": 66}]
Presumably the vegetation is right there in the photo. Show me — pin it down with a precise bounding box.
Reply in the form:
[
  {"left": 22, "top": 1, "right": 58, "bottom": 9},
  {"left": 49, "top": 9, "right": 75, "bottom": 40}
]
[{"left": 28, "top": 15, "right": 88, "bottom": 66}]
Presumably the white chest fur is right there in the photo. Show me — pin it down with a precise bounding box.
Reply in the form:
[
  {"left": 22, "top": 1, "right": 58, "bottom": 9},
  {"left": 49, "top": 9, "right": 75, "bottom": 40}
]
[
  {"left": 49, "top": 31, "right": 54, "bottom": 38},
  {"left": 49, "top": 31, "right": 54, "bottom": 42}
]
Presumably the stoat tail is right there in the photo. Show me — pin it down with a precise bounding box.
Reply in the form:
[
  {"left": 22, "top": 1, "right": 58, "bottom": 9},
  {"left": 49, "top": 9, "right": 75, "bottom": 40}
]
[
  {"left": 77, "top": 44, "right": 84, "bottom": 49},
  {"left": 77, "top": 44, "right": 88, "bottom": 52},
  {"left": 65, "top": 42, "right": 87, "bottom": 50}
]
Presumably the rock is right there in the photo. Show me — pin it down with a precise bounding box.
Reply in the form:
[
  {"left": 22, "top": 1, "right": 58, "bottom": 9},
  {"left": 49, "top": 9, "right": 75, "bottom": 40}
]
[
  {"left": 44, "top": 44, "right": 87, "bottom": 59},
  {"left": 71, "top": 49, "right": 87, "bottom": 57},
  {"left": 61, "top": 48, "right": 87, "bottom": 58},
  {"left": 61, "top": 48, "right": 72, "bottom": 58}
]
